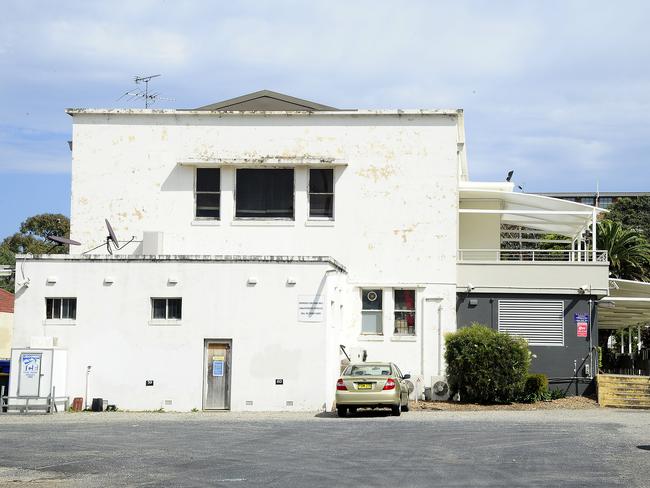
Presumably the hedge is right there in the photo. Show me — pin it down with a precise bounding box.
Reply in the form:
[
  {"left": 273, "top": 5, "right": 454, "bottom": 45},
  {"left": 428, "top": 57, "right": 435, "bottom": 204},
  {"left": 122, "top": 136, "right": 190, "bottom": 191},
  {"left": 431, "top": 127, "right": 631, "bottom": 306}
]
[{"left": 445, "top": 323, "right": 531, "bottom": 403}]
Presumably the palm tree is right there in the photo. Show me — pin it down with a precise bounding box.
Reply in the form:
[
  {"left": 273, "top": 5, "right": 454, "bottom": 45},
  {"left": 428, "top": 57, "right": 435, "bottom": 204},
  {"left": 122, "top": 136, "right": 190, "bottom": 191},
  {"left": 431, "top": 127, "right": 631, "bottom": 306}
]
[{"left": 597, "top": 220, "right": 650, "bottom": 281}]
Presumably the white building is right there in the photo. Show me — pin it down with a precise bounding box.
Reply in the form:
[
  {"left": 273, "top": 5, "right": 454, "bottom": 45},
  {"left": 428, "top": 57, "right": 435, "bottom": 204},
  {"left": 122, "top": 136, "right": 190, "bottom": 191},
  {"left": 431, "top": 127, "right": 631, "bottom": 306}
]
[{"left": 10, "top": 91, "right": 612, "bottom": 411}]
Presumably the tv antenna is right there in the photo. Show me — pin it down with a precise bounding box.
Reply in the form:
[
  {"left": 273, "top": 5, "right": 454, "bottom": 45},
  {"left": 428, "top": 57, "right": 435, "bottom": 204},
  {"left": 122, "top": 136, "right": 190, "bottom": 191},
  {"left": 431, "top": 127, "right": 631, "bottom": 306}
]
[{"left": 117, "top": 74, "right": 174, "bottom": 108}]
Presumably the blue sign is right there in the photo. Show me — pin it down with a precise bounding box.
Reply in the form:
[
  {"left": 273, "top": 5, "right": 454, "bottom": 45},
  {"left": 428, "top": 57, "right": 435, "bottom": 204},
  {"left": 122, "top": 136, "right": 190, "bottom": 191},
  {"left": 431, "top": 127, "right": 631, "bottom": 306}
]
[
  {"left": 574, "top": 314, "right": 589, "bottom": 322},
  {"left": 212, "top": 360, "right": 224, "bottom": 377}
]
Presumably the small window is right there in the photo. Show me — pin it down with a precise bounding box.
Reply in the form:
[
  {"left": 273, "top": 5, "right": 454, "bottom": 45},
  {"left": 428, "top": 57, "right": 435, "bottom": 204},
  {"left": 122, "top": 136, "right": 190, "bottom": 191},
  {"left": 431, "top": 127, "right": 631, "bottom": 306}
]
[
  {"left": 394, "top": 290, "right": 415, "bottom": 335},
  {"left": 309, "top": 169, "right": 334, "bottom": 218},
  {"left": 195, "top": 168, "right": 220, "bottom": 219},
  {"left": 46, "top": 298, "right": 77, "bottom": 320},
  {"left": 361, "top": 289, "right": 382, "bottom": 334},
  {"left": 151, "top": 298, "right": 182, "bottom": 320},
  {"left": 236, "top": 169, "right": 294, "bottom": 219}
]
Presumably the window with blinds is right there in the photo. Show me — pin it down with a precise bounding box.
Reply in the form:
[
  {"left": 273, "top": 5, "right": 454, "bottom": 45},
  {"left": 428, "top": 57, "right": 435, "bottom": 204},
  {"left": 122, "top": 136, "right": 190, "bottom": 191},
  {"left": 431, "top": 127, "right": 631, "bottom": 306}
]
[{"left": 497, "top": 300, "right": 565, "bottom": 346}]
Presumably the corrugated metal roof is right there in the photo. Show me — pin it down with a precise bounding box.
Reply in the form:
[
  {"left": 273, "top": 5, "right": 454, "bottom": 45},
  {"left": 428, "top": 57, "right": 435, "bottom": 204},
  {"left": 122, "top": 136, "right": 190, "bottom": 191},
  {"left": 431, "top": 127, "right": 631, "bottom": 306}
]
[
  {"left": 191, "top": 90, "right": 340, "bottom": 112},
  {"left": 0, "top": 289, "right": 14, "bottom": 314}
]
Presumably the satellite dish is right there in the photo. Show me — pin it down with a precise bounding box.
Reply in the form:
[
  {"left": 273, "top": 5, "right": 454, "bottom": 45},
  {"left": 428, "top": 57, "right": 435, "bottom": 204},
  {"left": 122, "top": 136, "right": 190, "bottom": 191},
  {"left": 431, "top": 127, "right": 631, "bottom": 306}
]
[
  {"left": 105, "top": 219, "right": 119, "bottom": 247},
  {"left": 506, "top": 170, "right": 514, "bottom": 182},
  {"left": 46, "top": 235, "right": 81, "bottom": 246}
]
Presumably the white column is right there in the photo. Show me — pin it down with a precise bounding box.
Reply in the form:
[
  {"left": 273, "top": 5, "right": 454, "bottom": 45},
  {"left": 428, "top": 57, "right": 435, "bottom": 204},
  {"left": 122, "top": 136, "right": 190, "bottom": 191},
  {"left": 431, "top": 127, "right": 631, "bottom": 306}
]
[
  {"left": 638, "top": 325, "right": 642, "bottom": 353},
  {"left": 620, "top": 329, "right": 625, "bottom": 353},
  {"left": 628, "top": 327, "right": 633, "bottom": 354}
]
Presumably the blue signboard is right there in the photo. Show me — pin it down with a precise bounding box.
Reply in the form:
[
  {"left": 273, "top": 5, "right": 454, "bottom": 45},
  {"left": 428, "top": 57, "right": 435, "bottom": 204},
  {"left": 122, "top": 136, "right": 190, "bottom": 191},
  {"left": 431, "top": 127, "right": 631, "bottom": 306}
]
[
  {"left": 212, "top": 360, "right": 224, "bottom": 377},
  {"left": 574, "top": 314, "right": 589, "bottom": 322}
]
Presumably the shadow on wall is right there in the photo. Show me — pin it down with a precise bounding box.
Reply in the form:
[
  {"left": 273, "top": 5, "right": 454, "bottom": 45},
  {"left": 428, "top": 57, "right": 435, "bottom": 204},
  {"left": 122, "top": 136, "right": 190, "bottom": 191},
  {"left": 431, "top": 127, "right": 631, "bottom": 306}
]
[{"left": 161, "top": 165, "right": 192, "bottom": 192}]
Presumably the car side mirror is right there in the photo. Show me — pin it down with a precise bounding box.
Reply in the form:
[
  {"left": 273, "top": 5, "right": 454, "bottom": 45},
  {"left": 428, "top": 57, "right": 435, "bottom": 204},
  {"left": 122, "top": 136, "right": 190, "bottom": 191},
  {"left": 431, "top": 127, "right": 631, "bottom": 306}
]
[{"left": 402, "top": 374, "right": 411, "bottom": 380}]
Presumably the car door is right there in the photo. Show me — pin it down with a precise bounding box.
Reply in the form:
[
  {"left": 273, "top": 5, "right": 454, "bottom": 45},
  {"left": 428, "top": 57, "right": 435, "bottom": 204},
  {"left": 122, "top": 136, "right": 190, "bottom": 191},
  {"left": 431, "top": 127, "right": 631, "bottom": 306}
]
[{"left": 392, "top": 364, "right": 408, "bottom": 406}]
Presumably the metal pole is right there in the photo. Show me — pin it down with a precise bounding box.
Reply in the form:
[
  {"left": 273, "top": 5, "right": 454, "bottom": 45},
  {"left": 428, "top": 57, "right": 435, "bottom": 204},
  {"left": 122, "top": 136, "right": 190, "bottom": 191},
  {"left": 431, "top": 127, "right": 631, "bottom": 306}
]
[
  {"left": 592, "top": 209, "right": 597, "bottom": 261},
  {"left": 621, "top": 329, "right": 625, "bottom": 354},
  {"left": 638, "top": 325, "right": 642, "bottom": 353},
  {"left": 85, "top": 365, "right": 91, "bottom": 410},
  {"left": 628, "top": 327, "right": 633, "bottom": 355}
]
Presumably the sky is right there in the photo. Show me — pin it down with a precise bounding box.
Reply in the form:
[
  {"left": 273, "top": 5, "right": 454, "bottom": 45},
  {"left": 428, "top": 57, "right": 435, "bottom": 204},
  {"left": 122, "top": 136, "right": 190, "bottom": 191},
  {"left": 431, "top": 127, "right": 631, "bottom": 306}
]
[{"left": 1, "top": 1, "right": 649, "bottom": 238}]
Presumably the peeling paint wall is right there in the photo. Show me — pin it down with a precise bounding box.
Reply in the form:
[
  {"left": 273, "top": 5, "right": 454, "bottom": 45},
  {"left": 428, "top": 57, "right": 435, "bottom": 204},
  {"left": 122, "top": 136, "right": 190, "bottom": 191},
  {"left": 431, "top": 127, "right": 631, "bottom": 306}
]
[{"left": 69, "top": 113, "right": 460, "bottom": 286}]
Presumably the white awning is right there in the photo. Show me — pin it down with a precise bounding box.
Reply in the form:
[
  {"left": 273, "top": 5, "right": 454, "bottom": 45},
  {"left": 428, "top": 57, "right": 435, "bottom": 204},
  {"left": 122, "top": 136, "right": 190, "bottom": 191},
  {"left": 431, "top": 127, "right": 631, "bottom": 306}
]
[
  {"left": 598, "top": 279, "right": 650, "bottom": 329},
  {"left": 459, "top": 186, "right": 606, "bottom": 237}
]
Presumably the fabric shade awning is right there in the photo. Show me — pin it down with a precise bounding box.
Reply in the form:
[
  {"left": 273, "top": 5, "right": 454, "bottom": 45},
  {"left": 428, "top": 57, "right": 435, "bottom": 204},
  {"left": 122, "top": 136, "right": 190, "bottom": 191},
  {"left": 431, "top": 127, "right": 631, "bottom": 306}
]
[
  {"left": 460, "top": 186, "right": 606, "bottom": 237},
  {"left": 598, "top": 279, "right": 650, "bottom": 329}
]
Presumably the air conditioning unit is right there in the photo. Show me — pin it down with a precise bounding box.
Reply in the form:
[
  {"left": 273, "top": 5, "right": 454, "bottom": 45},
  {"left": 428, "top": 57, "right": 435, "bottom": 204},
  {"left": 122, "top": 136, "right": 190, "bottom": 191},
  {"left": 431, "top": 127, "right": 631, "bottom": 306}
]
[
  {"left": 404, "top": 374, "right": 425, "bottom": 401},
  {"left": 429, "top": 375, "right": 450, "bottom": 401}
]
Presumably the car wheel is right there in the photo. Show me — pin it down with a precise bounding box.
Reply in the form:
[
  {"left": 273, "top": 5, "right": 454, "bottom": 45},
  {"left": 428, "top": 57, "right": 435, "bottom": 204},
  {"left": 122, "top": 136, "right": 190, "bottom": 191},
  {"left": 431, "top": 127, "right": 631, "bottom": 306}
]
[
  {"left": 391, "top": 405, "right": 401, "bottom": 416},
  {"left": 337, "top": 406, "right": 348, "bottom": 417}
]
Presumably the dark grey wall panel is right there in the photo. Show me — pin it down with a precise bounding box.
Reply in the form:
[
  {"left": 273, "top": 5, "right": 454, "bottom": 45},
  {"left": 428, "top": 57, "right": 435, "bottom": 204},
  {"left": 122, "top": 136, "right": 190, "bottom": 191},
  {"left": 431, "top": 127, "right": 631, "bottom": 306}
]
[{"left": 456, "top": 293, "right": 597, "bottom": 396}]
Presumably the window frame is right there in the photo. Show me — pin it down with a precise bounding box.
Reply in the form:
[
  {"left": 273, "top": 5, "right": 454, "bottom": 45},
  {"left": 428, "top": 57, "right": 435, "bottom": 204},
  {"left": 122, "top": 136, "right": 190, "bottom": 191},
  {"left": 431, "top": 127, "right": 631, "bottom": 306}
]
[
  {"left": 393, "top": 289, "right": 416, "bottom": 336},
  {"left": 45, "top": 297, "right": 77, "bottom": 321},
  {"left": 361, "top": 288, "right": 383, "bottom": 335},
  {"left": 150, "top": 298, "right": 183, "bottom": 320},
  {"left": 194, "top": 168, "right": 221, "bottom": 220},
  {"left": 234, "top": 168, "right": 295, "bottom": 220},
  {"left": 308, "top": 168, "right": 335, "bottom": 220}
]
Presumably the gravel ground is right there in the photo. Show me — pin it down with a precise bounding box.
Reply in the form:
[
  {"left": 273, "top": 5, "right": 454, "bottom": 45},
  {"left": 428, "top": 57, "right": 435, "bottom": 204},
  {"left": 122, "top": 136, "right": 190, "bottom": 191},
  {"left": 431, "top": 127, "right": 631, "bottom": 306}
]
[{"left": 411, "top": 396, "right": 599, "bottom": 411}]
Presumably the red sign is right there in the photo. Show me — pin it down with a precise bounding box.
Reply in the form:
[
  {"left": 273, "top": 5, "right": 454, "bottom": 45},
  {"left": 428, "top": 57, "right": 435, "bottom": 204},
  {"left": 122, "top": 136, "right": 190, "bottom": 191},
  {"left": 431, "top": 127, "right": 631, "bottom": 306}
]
[{"left": 577, "top": 322, "right": 588, "bottom": 337}]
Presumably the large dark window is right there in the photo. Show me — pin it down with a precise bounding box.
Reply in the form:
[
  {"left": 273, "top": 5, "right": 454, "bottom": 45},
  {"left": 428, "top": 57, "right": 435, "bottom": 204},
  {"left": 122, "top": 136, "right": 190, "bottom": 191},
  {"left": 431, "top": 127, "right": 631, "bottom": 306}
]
[
  {"left": 236, "top": 169, "right": 294, "bottom": 219},
  {"left": 309, "top": 169, "right": 334, "bottom": 218},
  {"left": 151, "top": 298, "right": 182, "bottom": 320},
  {"left": 195, "top": 168, "right": 220, "bottom": 219},
  {"left": 46, "top": 298, "right": 77, "bottom": 320}
]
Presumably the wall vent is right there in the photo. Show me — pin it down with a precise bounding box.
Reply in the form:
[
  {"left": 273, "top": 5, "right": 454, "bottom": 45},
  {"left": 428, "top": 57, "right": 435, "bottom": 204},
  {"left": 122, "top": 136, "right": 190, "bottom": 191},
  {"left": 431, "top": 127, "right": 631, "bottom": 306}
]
[
  {"left": 285, "top": 401, "right": 294, "bottom": 407},
  {"left": 245, "top": 400, "right": 253, "bottom": 406},
  {"left": 497, "top": 299, "right": 564, "bottom": 346}
]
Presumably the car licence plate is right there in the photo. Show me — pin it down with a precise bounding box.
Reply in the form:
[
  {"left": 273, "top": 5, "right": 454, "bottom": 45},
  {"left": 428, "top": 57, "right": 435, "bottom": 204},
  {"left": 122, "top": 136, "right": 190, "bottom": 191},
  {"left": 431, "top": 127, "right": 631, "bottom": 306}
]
[{"left": 357, "top": 383, "right": 372, "bottom": 390}]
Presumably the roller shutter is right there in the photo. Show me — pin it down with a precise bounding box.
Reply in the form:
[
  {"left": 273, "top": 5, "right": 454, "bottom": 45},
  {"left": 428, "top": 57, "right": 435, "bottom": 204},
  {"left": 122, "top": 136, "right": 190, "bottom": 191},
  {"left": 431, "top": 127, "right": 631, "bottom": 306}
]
[{"left": 497, "top": 300, "right": 565, "bottom": 346}]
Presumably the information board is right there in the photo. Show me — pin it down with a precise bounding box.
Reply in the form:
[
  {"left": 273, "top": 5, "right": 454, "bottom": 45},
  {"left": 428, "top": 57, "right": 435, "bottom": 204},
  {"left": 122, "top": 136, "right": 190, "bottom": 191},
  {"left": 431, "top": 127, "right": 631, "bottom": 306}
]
[{"left": 298, "top": 295, "right": 325, "bottom": 322}]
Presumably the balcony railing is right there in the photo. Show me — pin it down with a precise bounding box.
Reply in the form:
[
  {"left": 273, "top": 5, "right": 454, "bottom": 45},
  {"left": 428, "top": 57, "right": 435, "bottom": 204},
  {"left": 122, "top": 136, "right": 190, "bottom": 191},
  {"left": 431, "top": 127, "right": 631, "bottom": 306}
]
[{"left": 458, "top": 249, "right": 608, "bottom": 263}]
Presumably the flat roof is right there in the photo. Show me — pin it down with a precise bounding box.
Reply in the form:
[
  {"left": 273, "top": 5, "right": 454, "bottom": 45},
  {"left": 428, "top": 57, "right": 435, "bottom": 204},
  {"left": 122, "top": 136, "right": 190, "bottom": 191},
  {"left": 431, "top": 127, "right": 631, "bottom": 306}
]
[
  {"left": 538, "top": 192, "right": 650, "bottom": 197},
  {"left": 66, "top": 108, "right": 462, "bottom": 117}
]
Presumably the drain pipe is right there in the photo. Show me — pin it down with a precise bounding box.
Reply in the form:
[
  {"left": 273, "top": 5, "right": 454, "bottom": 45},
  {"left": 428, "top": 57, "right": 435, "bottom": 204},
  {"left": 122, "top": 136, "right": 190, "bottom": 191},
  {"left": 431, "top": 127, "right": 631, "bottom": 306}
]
[{"left": 85, "top": 365, "right": 92, "bottom": 410}]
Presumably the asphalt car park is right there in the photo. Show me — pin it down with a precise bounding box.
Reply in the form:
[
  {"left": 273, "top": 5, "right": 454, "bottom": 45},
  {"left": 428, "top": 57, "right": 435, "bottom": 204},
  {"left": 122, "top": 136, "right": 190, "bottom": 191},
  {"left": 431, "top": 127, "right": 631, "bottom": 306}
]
[{"left": 0, "top": 409, "right": 648, "bottom": 487}]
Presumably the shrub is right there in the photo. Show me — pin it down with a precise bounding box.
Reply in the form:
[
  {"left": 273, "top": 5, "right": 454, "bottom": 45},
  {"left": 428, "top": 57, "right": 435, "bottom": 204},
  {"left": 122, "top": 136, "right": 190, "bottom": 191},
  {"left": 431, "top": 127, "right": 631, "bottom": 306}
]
[
  {"left": 521, "top": 373, "right": 549, "bottom": 403},
  {"left": 549, "top": 388, "right": 566, "bottom": 400},
  {"left": 445, "top": 323, "right": 531, "bottom": 404}
]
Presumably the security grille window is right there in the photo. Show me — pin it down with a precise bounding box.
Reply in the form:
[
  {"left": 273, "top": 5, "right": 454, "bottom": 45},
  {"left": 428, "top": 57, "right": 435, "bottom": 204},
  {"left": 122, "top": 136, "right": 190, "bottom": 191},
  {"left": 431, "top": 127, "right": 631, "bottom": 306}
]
[
  {"left": 361, "top": 289, "right": 383, "bottom": 334},
  {"left": 151, "top": 298, "right": 182, "bottom": 320},
  {"left": 195, "top": 168, "right": 220, "bottom": 219},
  {"left": 236, "top": 169, "right": 294, "bottom": 219},
  {"left": 309, "top": 169, "right": 334, "bottom": 218},
  {"left": 46, "top": 298, "right": 77, "bottom": 320},
  {"left": 394, "top": 290, "right": 416, "bottom": 335},
  {"left": 498, "top": 300, "right": 564, "bottom": 346}
]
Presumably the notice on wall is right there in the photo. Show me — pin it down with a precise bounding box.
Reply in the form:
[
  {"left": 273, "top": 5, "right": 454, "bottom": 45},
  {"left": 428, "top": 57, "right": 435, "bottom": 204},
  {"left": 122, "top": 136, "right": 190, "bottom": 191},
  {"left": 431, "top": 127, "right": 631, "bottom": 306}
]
[
  {"left": 575, "top": 313, "right": 589, "bottom": 338},
  {"left": 298, "top": 295, "right": 325, "bottom": 322}
]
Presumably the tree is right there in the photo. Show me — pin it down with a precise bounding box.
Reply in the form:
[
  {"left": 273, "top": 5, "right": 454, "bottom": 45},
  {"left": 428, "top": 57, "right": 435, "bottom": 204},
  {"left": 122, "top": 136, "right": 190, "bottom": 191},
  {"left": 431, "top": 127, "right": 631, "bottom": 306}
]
[
  {"left": 608, "top": 196, "right": 650, "bottom": 240},
  {"left": 0, "top": 213, "right": 70, "bottom": 292},
  {"left": 597, "top": 219, "right": 650, "bottom": 281}
]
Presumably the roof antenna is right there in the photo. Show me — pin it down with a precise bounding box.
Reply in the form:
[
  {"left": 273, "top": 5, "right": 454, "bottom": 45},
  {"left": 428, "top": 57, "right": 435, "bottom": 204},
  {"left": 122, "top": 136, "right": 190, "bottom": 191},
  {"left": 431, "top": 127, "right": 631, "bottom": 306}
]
[{"left": 117, "top": 74, "right": 174, "bottom": 108}]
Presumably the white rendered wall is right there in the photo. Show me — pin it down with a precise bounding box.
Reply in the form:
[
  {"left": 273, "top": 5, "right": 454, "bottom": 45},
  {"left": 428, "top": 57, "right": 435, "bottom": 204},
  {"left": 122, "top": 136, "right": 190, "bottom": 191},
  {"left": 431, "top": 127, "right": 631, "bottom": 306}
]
[
  {"left": 0, "top": 312, "right": 12, "bottom": 358},
  {"left": 69, "top": 112, "right": 460, "bottom": 285},
  {"left": 13, "top": 258, "right": 348, "bottom": 411}
]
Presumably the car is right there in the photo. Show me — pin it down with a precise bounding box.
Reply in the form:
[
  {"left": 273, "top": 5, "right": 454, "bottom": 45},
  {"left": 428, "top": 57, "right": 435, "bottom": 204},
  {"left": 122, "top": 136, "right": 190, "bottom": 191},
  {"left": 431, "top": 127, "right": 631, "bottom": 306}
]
[{"left": 335, "top": 362, "right": 411, "bottom": 417}]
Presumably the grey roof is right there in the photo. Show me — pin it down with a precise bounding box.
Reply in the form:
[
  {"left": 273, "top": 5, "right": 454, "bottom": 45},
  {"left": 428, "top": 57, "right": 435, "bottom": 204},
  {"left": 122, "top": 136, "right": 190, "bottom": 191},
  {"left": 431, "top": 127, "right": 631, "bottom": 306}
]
[
  {"left": 538, "top": 192, "right": 650, "bottom": 197},
  {"left": 191, "top": 90, "right": 339, "bottom": 112}
]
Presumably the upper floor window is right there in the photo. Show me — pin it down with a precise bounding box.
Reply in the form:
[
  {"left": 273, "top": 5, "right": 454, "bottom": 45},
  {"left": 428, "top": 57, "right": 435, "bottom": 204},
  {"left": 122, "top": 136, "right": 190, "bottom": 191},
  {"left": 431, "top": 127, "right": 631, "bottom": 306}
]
[
  {"left": 309, "top": 169, "right": 334, "bottom": 218},
  {"left": 151, "top": 298, "right": 182, "bottom": 320},
  {"left": 195, "top": 168, "right": 220, "bottom": 219},
  {"left": 46, "top": 298, "right": 77, "bottom": 320},
  {"left": 236, "top": 169, "right": 294, "bottom": 219},
  {"left": 361, "top": 289, "right": 383, "bottom": 335},
  {"left": 394, "top": 290, "right": 415, "bottom": 335}
]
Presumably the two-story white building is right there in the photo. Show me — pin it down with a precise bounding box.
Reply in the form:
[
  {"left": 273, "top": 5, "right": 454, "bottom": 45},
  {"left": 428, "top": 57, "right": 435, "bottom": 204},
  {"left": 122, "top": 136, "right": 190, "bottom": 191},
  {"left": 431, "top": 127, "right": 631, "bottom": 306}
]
[{"left": 9, "top": 91, "right": 611, "bottom": 411}]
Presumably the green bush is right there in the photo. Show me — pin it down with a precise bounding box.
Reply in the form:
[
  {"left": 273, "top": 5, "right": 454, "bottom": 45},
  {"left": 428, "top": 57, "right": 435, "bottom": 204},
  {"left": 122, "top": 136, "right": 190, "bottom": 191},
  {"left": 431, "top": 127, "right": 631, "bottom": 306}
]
[
  {"left": 445, "top": 323, "right": 531, "bottom": 404},
  {"left": 521, "top": 373, "right": 549, "bottom": 403},
  {"left": 549, "top": 388, "right": 566, "bottom": 400}
]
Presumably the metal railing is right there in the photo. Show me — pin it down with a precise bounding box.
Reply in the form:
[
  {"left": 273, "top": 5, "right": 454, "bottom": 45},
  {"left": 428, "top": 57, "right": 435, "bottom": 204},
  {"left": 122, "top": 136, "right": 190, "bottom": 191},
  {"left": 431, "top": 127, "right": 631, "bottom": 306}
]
[
  {"left": 458, "top": 249, "right": 608, "bottom": 263},
  {"left": 0, "top": 386, "right": 69, "bottom": 414}
]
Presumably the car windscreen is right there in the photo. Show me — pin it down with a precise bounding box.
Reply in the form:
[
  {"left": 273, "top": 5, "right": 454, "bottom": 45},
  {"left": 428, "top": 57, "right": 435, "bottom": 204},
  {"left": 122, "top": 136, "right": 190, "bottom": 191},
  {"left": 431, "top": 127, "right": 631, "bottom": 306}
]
[{"left": 345, "top": 365, "right": 392, "bottom": 376}]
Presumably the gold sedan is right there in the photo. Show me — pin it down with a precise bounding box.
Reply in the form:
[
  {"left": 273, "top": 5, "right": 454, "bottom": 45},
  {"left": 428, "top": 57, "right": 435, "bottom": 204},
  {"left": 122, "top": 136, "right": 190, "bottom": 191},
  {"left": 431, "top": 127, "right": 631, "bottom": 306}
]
[{"left": 335, "top": 362, "right": 411, "bottom": 417}]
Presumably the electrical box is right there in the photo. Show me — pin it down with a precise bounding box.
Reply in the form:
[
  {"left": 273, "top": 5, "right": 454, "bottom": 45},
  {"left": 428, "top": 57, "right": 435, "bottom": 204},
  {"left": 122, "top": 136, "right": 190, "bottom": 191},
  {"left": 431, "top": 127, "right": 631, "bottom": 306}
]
[{"left": 8, "top": 348, "right": 67, "bottom": 408}]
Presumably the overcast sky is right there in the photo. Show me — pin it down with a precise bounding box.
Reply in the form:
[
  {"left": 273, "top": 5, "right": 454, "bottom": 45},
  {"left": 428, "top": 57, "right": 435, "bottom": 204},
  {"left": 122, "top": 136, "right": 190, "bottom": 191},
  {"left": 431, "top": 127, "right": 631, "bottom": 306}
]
[{"left": 1, "top": 1, "right": 649, "bottom": 237}]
